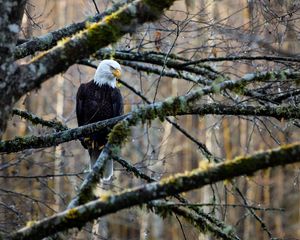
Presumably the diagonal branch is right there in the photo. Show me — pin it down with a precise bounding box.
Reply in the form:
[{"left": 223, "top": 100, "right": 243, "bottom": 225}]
[
  {"left": 12, "top": 108, "right": 67, "bottom": 131},
  {"left": 13, "top": 0, "right": 131, "bottom": 59},
  {"left": 115, "top": 156, "right": 239, "bottom": 240},
  {"left": 8, "top": 142, "right": 300, "bottom": 240},
  {"left": 1, "top": 69, "right": 299, "bottom": 154},
  {"left": 67, "top": 144, "right": 113, "bottom": 208}
]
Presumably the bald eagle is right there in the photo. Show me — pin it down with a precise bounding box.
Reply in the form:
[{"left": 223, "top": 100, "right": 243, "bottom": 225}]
[{"left": 76, "top": 60, "right": 123, "bottom": 180}]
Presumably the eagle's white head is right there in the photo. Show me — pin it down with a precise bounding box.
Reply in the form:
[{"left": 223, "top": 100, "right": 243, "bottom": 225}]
[{"left": 94, "top": 59, "right": 122, "bottom": 88}]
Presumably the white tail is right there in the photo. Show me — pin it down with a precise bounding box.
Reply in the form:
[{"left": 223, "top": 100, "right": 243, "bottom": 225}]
[
  {"left": 89, "top": 150, "right": 113, "bottom": 181},
  {"left": 103, "top": 158, "right": 113, "bottom": 181}
]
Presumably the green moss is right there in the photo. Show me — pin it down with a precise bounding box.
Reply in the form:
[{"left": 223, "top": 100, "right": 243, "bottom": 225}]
[
  {"left": 26, "top": 220, "right": 37, "bottom": 228},
  {"left": 173, "top": 96, "right": 187, "bottom": 113},
  {"left": 262, "top": 71, "right": 274, "bottom": 81},
  {"left": 213, "top": 76, "right": 225, "bottom": 84},
  {"left": 157, "top": 103, "right": 168, "bottom": 122},
  {"left": 159, "top": 172, "right": 184, "bottom": 186},
  {"left": 110, "top": 144, "right": 121, "bottom": 155},
  {"left": 57, "top": 37, "right": 71, "bottom": 47},
  {"left": 144, "top": 0, "right": 175, "bottom": 13},
  {"left": 103, "top": 11, "right": 120, "bottom": 24},
  {"left": 132, "top": 106, "right": 158, "bottom": 124},
  {"left": 138, "top": 107, "right": 147, "bottom": 124},
  {"left": 128, "top": 111, "right": 142, "bottom": 125},
  {"left": 223, "top": 225, "right": 235, "bottom": 235},
  {"left": 280, "top": 71, "right": 287, "bottom": 80},
  {"left": 85, "top": 5, "right": 134, "bottom": 52},
  {"left": 65, "top": 208, "right": 80, "bottom": 219},
  {"left": 154, "top": 96, "right": 188, "bottom": 120},
  {"left": 145, "top": 107, "right": 158, "bottom": 121},
  {"left": 29, "top": 50, "right": 49, "bottom": 63},
  {"left": 152, "top": 205, "right": 173, "bottom": 218},
  {"left": 100, "top": 193, "right": 111, "bottom": 202},
  {"left": 86, "top": 22, "right": 122, "bottom": 52},
  {"left": 275, "top": 106, "right": 287, "bottom": 117},
  {"left": 77, "top": 190, "right": 95, "bottom": 205},
  {"left": 108, "top": 121, "right": 131, "bottom": 145},
  {"left": 232, "top": 81, "right": 247, "bottom": 95}
]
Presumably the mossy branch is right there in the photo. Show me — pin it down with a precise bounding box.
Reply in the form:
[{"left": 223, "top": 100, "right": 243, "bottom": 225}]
[
  {"left": 186, "top": 104, "right": 300, "bottom": 120},
  {"left": 67, "top": 144, "right": 113, "bottom": 208},
  {"left": 12, "top": 108, "right": 67, "bottom": 131},
  {"left": 151, "top": 202, "right": 238, "bottom": 240},
  {"left": 179, "top": 55, "right": 300, "bottom": 66},
  {"left": 8, "top": 143, "right": 300, "bottom": 240},
  {"left": 13, "top": 0, "right": 131, "bottom": 59},
  {"left": 115, "top": 156, "right": 239, "bottom": 239},
  {"left": 1, "top": 70, "right": 299, "bottom": 154},
  {"left": 0, "top": 115, "right": 126, "bottom": 153},
  {"left": 107, "top": 69, "right": 300, "bottom": 147}
]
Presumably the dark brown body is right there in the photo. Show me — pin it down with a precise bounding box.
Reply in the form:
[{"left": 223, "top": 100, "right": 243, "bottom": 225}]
[{"left": 76, "top": 80, "right": 123, "bottom": 177}]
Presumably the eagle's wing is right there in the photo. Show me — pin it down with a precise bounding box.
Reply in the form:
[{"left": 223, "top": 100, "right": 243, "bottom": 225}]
[
  {"left": 112, "top": 87, "right": 124, "bottom": 117},
  {"left": 76, "top": 84, "right": 90, "bottom": 149},
  {"left": 76, "top": 84, "right": 86, "bottom": 127}
]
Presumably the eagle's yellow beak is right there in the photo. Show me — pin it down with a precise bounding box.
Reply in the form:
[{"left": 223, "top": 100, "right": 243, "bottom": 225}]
[{"left": 112, "top": 69, "right": 121, "bottom": 79}]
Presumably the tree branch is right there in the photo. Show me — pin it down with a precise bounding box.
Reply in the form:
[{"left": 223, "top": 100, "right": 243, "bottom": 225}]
[
  {"left": 68, "top": 151, "right": 240, "bottom": 239},
  {"left": 0, "top": 115, "right": 126, "bottom": 153},
  {"left": 95, "top": 48, "right": 221, "bottom": 81},
  {"left": 12, "top": 108, "right": 67, "bottom": 131},
  {"left": 62, "top": 71, "right": 275, "bottom": 238},
  {"left": 117, "top": 77, "right": 217, "bottom": 160},
  {"left": 67, "top": 144, "right": 114, "bottom": 208},
  {"left": 8, "top": 142, "right": 300, "bottom": 240},
  {"left": 1, "top": 69, "right": 299, "bottom": 154},
  {"left": 186, "top": 104, "right": 300, "bottom": 120},
  {"left": 115, "top": 156, "right": 239, "bottom": 239},
  {"left": 179, "top": 55, "right": 300, "bottom": 66},
  {"left": 13, "top": 0, "right": 131, "bottom": 59},
  {"left": 151, "top": 202, "right": 239, "bottom": 240},
  {"left": 78, "top": 59, "right": 210, "bottom": 85}
]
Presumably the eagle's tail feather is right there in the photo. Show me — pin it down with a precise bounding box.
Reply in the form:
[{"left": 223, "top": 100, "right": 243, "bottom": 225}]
[
  {"left": 103, "top": 158, "right": 113, "bottom": 181},
  {"left": 89, "top": 149, "right": 113, "bottom": 181}
]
